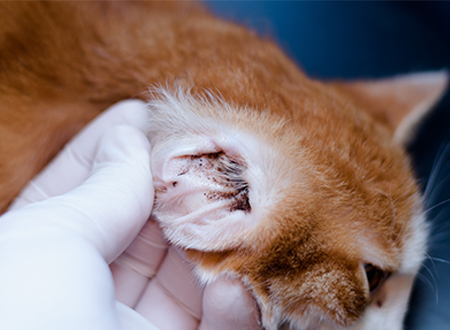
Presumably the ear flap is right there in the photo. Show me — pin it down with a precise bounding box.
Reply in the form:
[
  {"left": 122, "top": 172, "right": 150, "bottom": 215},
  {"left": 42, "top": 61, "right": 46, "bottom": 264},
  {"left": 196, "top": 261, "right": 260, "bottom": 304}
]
[
  {"left": 146, "top": 86, "right": 286, "bottom": 252},
  {"left": 329, "top": 71, "right": 448, "bottom": 145}
]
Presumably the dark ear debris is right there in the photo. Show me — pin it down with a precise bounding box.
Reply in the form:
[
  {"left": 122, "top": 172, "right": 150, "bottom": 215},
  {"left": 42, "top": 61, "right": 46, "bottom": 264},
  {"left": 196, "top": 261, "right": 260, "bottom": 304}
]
[
  {"left": 195, "top": 151, "right": 251, "bottom": 213},
  {"left": 215, "top": 152, "right": 251, "bottom": 213},
  {"left": 230, "top": 186, "right": 250, "bottom": 212}
]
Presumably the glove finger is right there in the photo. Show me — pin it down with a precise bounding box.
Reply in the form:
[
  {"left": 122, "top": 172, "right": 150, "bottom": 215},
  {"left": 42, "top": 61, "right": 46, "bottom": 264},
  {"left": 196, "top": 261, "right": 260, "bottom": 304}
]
[
  {"left": 9, "top": 100, "right": 149, "bottom": 211},
  {"left": 134, "top": 247, "right": 203, "bottom": 330},
  {"left": 199, "top": 276, "right": 261, "bottom": 330},
  {"left": 111, "top": 219, "right": 168, "bottom": 307},
  {"left": 116, "top": 301, "right": 160, "bottom": 330},
  {"left": 7, "top": 125, "right": 153, "bottom": 263}
]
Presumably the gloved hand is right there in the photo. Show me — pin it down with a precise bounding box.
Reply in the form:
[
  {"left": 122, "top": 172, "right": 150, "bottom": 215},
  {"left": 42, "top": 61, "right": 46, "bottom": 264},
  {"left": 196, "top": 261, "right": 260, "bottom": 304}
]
[{"left": 0, "top": 100, "right": 260, "bottom": 330}]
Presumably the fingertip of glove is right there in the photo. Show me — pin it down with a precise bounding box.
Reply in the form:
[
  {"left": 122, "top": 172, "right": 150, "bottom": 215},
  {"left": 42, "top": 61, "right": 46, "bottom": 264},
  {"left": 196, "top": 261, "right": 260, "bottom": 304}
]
[
  {"left": 202, "top": 276, "right": 260, "bottom": 329},
  {"left": 106, "top": 99, "right": 150, "bottom": 130},
  {"left": 96, "top": 125, "right": 151, "bottom": 163}
]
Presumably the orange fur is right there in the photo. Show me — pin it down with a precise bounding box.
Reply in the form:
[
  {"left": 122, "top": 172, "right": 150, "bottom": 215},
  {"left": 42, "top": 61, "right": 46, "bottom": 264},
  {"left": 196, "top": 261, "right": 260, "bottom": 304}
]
[{"left": 0, "top": 2, "right": 446, "bottom": 329}]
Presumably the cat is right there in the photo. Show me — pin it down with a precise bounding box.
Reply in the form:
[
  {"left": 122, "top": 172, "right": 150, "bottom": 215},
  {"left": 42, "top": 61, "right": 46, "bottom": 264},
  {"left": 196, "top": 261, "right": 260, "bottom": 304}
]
[{"left": 0, "top": 2, "right": 447, "bottom": 329}]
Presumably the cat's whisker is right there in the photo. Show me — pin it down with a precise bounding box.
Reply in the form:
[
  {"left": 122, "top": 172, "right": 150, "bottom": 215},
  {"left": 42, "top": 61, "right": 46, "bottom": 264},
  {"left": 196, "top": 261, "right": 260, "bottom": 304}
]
[
  {"left": 417, "top": 259, "right": 439, "bottom": 301},
  {"left": 426, "top": 171, "right": 450, "bottom": 197},
  {"left": 415, "top": 271, "right": 439, "bottom": 305},
  {"left": 424, "top": 197, "right": 450, "bottom": 216},
  {"left": 417, "top": 253, "right": 446, "bottom": 305},
  {"left": 428, "top": 228, "right": 450, "bottom": 246},
  {"left": 387, "top": 184, "right": 398, "bottom": 239},
  {"left": 428, "top": 219, "right": 450, "bottom": 240},
  {"left": 375, "top": 185, "right": 401, "bottom": 243},
  {"left": 424, "top": 188, "right": 450, "bottom": 217},
  {"left": 429, "top": 232, "right": 450, "bottom": 244},
  {"left": 428, "top": 205, "right": 449, "bottom": 223},
  {"left": 424, "top": 252, "right": 439, "bottom": 274},
  {"left": 425, "top": 255, "right": 450, "bottom": 265},
  {"left": 427, "top": 243, "right": 450, "bottom": 251},
  {"left": 393, "top": 214, "right": 409, "bottom": 246},
  {"left": 423, "top": 143, "right": 450, "bottom": 201}
]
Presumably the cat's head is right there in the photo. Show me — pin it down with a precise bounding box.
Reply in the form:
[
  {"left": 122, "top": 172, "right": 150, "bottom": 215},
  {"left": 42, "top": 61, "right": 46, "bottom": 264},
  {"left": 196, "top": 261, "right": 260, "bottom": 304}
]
[{"left": 147, "top": 71, "right": 447, "bottom": 329}]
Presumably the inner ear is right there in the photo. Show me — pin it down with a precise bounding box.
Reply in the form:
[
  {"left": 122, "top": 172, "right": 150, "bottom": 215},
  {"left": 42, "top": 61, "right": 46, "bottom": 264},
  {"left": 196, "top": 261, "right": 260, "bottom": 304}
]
[
  {"left": 151, "top": 135, "right": 259, "bottom": 251},
  {"left": 329, "top": 70, "right": 448, "bottom": 145}
]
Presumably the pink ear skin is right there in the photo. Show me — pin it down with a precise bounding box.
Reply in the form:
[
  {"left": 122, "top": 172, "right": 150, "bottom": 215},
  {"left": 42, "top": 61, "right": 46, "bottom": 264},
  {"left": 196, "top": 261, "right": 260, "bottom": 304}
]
[
  {"left": 329, "top": 70, "right": 448, "bottom": 145},
  {"left": 151, "top": 134, "right": 259, "bottom": 252}
]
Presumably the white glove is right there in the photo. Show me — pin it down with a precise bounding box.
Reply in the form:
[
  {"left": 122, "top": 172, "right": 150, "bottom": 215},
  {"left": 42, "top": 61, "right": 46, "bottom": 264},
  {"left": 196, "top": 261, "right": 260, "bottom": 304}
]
[{"left": 0, "top": 100, "right": 260, "bottom": 330}]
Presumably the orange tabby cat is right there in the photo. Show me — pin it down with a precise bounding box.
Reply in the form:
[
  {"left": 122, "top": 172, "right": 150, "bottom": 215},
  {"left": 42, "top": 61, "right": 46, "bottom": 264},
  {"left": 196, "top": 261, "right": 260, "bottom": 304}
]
[{"left": 0, "top": 2, "right": 447, "bottom": 329}]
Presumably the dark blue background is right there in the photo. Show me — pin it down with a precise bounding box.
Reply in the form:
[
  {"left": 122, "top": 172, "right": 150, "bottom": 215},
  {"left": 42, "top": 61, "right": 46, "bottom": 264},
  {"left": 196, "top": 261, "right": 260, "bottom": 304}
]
[{"left": 205, "top": 2, "right": 450, "bottom": 328}]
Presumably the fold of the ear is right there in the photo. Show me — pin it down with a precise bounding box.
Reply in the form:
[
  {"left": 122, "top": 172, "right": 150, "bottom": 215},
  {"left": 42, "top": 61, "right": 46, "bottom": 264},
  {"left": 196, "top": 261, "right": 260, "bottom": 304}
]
[{"left": 329, "top": 70, "right": 448, "bottom": 145}]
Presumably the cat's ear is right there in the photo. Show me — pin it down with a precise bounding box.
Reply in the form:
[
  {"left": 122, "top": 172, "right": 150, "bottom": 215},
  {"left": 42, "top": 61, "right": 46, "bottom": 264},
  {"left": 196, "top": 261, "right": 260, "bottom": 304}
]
[
  {"left": 147, "top": 88, "right": 281, "bottom": 252},
  {"left": 330, "top": 71, "right": 448, "bottom": 144}
]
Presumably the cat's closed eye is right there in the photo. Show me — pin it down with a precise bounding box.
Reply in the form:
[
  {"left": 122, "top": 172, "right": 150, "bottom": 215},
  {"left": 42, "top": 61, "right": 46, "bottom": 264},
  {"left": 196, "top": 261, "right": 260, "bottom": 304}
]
[{"left": 364, "top": 263, "right": 389, "bottom": 293}]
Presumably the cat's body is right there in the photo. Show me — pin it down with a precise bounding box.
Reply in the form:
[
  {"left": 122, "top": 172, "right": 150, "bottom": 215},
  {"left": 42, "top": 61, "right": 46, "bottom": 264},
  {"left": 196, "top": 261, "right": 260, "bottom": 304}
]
[{"left": 0, "top": 2, "right": 447, "bottom": 329}]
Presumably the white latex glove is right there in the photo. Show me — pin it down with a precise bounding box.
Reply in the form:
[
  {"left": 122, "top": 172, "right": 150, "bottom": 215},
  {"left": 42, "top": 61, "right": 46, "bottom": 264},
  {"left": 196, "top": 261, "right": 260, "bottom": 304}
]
[{"left": 0, "top": 100, "right": 260, "bottom": 330}]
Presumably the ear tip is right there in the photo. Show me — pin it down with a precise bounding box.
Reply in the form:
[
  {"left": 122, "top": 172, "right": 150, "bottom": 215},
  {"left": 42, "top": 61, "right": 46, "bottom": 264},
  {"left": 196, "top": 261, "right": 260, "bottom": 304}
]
[
  {"left": 392, "top": 69, "right": 449, "bottom": 145},
  {"left": 437, "top": 68, "right": 449, "bottom": 90},
  {"left": 406, "top": 69, "right": 449, "bottom": 91}
]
